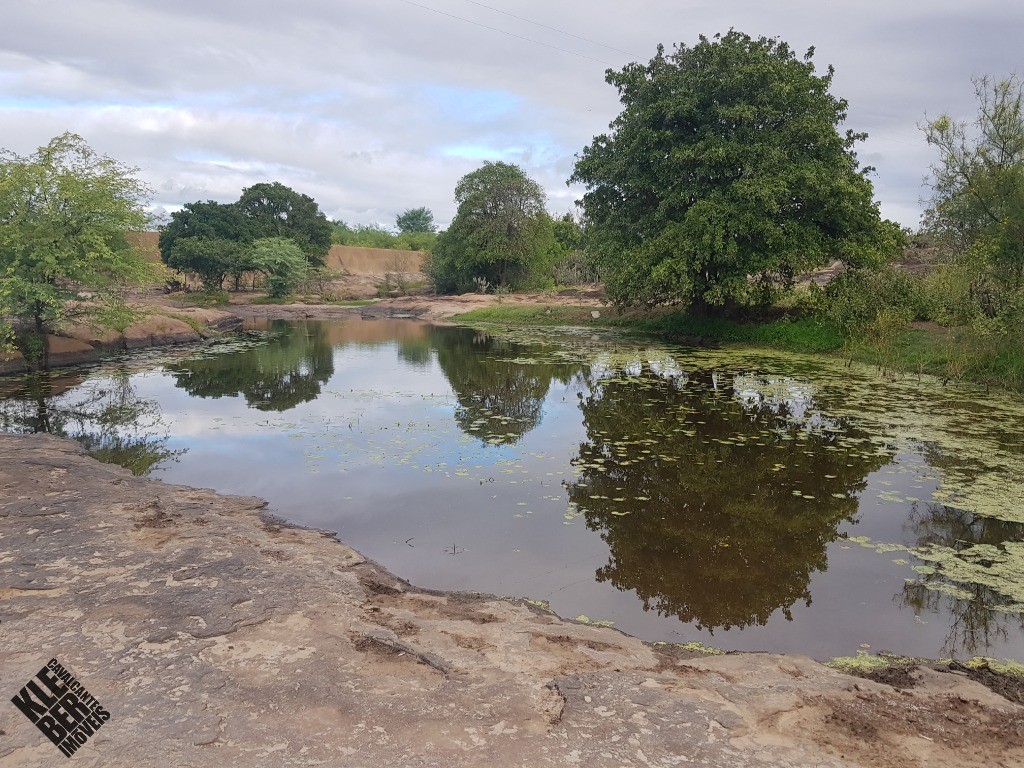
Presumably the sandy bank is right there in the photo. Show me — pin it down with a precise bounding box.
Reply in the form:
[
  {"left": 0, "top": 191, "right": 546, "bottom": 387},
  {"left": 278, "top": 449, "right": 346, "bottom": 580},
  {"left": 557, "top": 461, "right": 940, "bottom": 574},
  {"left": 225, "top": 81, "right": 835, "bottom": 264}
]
[{"left": 1, "top": 434, "right": 1022, "bottom": 767}]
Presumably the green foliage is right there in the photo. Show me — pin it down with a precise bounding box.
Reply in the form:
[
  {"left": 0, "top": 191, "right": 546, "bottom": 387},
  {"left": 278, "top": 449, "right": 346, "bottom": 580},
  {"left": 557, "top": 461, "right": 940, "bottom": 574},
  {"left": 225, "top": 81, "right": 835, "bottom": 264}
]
[
  {"left": 248, "top": 237, "right": 308, "bottom": 298},
  {"left": 165, "top": 236, "right": 242, "bottom": 292},
  {"left": 331, "top": 220, "right": 437, "bottom": 251},
  {"left": 428, "top": 161, "right": 556, "bottom": 293},
  {"left": 0, "top": 132, "right": 153, "bottom": 354},
  {"left": 159, "top": 200, "right": 250, "bottom": 291},
  {"left": 626, "top": 313, "right": 844, "bottom": 353},
  {"left": 237, "top": 182, "right": 332, "bottom": 266},
  {"left": 923, "top": 75, "right": 1024, "bottom": 291},
  {"left": 161, "top": 184, "right": 332, "bottom": 290},
  {"left": 571, "top": 30, "right": 894, "bottom": 311},
  {"left": 395, "top": 206, "right": 436, "bottom": 233},
  {"left": 551, "top": 213, "right": 599, "bottom": 285},
  {"left": 821, "top": 266, "right": 924, "bottom": 339},
  {"left": 332, "top": 221, "right": 396, "bottom": 248}
]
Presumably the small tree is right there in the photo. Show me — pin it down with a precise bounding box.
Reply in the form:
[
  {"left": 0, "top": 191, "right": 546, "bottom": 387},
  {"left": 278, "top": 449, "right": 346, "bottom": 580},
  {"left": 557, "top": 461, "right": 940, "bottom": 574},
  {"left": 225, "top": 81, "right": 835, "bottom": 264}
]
[
  {"left": 571, "top": 31, "right": 892, "bottom": 312},
  {"left": 396, "top": 206, "right": 436, "bottom": 234},
  {"left": 923, "top": 75, "right": 1024, "bottom": 293},
  {"left": 249, "top": 237, "right": 308, "bottom": 298},
  {"left": 427, "top": 162, "right": 556, "bottom": 293},
  {"left": 0, "top": 133, "right": 153, "bottom": 362}
]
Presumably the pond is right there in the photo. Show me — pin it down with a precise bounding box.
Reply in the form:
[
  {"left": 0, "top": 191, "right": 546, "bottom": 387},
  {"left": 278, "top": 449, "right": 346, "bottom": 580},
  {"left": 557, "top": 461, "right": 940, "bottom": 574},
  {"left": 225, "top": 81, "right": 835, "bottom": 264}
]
[{"left": 3, "top": 318, "right": 1024, "bottom": 662}]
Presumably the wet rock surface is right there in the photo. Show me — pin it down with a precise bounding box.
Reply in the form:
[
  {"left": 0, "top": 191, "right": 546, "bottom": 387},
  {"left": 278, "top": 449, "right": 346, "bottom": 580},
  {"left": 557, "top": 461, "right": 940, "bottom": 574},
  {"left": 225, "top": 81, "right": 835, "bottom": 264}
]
[{"left": 1, "top": 433, "right": 1022, "bottom": 767}]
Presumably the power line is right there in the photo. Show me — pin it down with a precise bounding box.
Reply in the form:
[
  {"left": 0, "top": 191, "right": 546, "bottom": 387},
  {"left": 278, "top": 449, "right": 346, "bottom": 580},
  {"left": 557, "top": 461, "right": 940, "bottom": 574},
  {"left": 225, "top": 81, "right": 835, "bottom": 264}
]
[
  {"left": 461, "top": 0, "right": 642, "bottom": 59},
  {"left": 394, "top": 0, "right": 619, "bottom": 66}
]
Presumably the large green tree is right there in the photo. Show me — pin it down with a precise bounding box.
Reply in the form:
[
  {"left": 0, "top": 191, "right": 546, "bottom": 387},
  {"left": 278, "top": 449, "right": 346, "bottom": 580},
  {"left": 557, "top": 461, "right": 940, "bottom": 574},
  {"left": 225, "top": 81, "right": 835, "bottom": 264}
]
[
  {"left": 570, "top": 31, "right": 891, "bottom": 312},
  {"left": 427, "top": 161, "right": 556, "bottom": 293},
  {"left": 237, "top": 182, "right": 332, "bottom": 266},
  {"left": 159, "top": 201, "right": 249, "bottom": 291},
  {"left": 0, "top": 133, "right": 153, "bottom": 360},
  {"left": 923, "top": 75, "right": 1024, "bottom": 292}
]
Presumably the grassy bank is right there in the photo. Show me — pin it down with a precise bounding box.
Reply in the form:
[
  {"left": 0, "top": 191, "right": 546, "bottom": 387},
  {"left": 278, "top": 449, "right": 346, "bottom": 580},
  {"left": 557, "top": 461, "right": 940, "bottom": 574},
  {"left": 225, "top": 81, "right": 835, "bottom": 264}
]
[
  {"left": 452, "top": 304, "right": 842, "bottom": 352},
  {"left": 845, "top": 326, "right": 1024, "bottom": 391},
  {"left": 452, "top": 303, "right": 1024, "bottom": 391}
]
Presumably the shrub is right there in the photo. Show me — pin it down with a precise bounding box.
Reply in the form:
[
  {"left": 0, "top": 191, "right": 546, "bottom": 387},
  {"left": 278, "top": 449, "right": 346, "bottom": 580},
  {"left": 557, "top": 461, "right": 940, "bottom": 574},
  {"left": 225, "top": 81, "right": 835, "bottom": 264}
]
[{"left": 821, "top": 266, "right": 924, "bottom": 339}]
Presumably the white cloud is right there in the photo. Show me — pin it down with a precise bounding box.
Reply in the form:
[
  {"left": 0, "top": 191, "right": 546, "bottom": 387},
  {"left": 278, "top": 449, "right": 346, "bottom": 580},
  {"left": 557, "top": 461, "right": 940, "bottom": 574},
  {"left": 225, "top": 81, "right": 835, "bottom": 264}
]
[{"left": 2, "top": 1, "right": 1022, "bottom": 228}]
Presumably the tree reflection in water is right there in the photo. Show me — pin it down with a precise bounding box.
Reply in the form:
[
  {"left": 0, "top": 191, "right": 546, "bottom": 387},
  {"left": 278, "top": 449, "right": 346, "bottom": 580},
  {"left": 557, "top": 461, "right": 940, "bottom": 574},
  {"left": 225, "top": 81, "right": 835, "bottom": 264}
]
[
  {"left": 569, "top": 365, "right": 892, "bottom": 632},
  {"left": 431, "top": 326, "right": 586, "bottom": 445},
  {"left": 898, "top": 499, "right": 1024, "bottom": 657},
  {"left": 0, "top": 370, "right": 180, "bottom": 476},
  {"left": 168, "top": 320, "right": 334, "bottom": 412}
]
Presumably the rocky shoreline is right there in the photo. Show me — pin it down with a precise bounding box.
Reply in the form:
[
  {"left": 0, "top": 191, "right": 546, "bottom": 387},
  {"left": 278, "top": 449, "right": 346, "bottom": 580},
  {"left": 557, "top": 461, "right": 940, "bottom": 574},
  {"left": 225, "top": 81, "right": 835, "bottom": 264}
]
[
  {"left": 0, "top": 305, "right": 243, "bottom": 376},
  {"left": 1, "top": 433, "right": 1022, "bottom": 767}
]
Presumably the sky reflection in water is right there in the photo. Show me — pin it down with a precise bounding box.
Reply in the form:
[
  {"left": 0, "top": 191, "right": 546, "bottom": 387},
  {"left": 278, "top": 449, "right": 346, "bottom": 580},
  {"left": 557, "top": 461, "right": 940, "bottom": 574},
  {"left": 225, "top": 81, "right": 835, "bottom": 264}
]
[{"left": 2, "top": 318, "right": 1023, "bottom": 661}]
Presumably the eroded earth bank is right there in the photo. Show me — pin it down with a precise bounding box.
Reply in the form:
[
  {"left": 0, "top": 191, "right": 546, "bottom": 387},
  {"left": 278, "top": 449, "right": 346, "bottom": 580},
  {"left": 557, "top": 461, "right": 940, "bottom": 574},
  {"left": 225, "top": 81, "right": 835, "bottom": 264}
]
[{"left": 1, "top": 434, "right": 1022, "bottom": 767}]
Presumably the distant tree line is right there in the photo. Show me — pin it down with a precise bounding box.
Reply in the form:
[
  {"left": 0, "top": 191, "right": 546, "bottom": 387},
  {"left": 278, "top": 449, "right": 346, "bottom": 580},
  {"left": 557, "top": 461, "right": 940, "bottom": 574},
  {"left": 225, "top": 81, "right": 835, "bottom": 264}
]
[{"left": 331, "top": 206, "right": 438, "bottom": 252}]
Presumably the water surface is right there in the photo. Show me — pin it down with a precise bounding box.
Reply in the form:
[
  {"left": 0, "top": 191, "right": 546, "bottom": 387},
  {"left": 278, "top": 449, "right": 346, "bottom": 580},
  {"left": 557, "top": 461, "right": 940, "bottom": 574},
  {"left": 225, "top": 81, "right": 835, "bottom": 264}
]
[{"left": 3, "top": 318, "right": 1023, "bottom": 661}]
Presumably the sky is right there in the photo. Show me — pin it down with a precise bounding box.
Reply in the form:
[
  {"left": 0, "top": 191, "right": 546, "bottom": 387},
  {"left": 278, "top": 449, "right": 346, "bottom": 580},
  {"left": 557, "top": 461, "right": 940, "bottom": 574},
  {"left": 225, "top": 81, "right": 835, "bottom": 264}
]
[{"left": 2, "top": 1, "right": 1022, "bottom": 230}]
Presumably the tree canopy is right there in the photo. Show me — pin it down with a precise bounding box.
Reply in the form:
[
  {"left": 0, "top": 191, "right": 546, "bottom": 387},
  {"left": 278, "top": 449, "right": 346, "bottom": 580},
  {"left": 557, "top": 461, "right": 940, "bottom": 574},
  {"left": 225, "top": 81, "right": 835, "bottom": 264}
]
[
  {"left": 427, "top": 161, "right": 556, "bottom": 293},
  {"left": 0, "top": 133, "right": 153, "bottom": 358},
  {"left": 923, "top": 75, "right": 1024, "bottom": 292},
  {"left": 395, "top": 206, "right": 436, "bottom": 233},
  {"left": 236, "top": 182, "right": 332, "bottom": 265},
  {"left": 159, "top": 182, "right": 331, "bottom": 292},
  {"left": 570, "top": 30, "right": 892, "bottom": 311},
  {"left": 159, "top": 201, "right": 248, "bottom": 291}
]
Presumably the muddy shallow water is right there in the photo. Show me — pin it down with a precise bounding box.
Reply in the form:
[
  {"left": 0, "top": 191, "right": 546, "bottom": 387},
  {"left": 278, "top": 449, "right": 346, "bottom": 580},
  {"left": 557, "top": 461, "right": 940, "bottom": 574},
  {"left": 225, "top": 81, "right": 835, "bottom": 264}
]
[{"left": 3, "top": 318, "right": 1023, "bottom": 661}]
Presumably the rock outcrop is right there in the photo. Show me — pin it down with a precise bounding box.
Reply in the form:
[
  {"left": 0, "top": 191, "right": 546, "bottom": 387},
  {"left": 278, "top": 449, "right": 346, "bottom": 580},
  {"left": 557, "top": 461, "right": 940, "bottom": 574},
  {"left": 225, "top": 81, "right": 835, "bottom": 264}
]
[{"left": 1, "top": 434, "right": 1022, "bottom": 767}]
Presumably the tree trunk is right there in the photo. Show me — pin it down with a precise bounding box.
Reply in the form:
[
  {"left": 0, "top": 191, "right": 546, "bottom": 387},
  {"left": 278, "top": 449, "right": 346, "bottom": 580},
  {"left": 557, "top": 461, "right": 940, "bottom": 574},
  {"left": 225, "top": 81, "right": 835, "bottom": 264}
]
[{"left": 33, "top": 302, "right": 50, "bottom": 371}]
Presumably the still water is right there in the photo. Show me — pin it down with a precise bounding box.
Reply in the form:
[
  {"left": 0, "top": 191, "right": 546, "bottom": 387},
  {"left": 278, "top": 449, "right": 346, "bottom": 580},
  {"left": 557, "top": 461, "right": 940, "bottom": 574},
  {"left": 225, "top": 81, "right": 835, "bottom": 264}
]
[{"left": 3, "top": 318, "right": 1023, "bottom": 661}]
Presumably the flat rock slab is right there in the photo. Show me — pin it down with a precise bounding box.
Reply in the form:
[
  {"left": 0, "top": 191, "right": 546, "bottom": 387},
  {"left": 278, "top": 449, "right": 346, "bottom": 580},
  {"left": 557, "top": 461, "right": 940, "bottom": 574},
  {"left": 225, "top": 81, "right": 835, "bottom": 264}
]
[{"left": 1, "top": 434, "right": 1022, "bottom": 767}]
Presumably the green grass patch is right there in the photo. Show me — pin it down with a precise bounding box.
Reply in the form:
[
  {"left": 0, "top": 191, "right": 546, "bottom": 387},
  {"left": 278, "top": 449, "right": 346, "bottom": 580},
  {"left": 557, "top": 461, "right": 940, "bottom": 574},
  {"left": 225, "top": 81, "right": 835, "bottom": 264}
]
[
  {"left": 175, "top": 290, "right": 230, "bottom": 307},
  {"left": 618, "top": 313, "right": 844, "bottom": 353},
  {"left": 453, "top": 304, "right": 606, "bottom": 326},
  {"left": 455, "top": 304, "right": 844, "bottom": 353},
  {"left": 847, "top": 326, "right": 1024, "bottom": 390}
]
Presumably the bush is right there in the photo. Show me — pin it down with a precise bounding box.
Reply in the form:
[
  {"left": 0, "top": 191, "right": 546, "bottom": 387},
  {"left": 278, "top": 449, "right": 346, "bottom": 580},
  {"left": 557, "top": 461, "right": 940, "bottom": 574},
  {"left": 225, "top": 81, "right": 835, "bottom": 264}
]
[
  {"left": 821, "top": 266, "right": 924, "bottom": 338},
  {"left": 249, "top": 237, "right": 308, "bottom": 298}
]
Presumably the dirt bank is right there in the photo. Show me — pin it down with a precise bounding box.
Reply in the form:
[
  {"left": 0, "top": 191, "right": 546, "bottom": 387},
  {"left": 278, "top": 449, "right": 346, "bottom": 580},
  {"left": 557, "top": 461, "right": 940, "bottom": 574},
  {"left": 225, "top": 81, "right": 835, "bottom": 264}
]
[
  {"left": 2, "top": 434, "right": 1022, "bottom": 767},
  {"left": 223, "top": 289, "right": 608, "bottom": 323}
]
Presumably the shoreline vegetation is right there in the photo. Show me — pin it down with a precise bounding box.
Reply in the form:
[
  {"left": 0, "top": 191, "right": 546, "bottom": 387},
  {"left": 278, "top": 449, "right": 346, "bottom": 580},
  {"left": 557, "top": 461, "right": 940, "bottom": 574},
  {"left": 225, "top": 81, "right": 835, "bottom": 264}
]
[{"left": 451, "top": 301, "right": 1024, "bottom": 393}]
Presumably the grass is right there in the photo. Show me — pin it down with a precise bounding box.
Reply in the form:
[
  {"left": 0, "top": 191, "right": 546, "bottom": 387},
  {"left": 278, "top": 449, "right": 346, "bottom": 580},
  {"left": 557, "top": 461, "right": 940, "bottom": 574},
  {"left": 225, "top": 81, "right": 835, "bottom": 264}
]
[
  {"left": 847, "top": 326, "right": 1024, "bottom": 390},
  {"left": 175, "top": 290, "right": 230, "bottom": 307},
  {"left": 618, "top": 313, "right": 844, "bottom": 353},
  {"left": 453, "top": 305, "right": 604, "bottom": 327},
  {"left": 454, "top": 304, "right": 843, "bottom": 353}
]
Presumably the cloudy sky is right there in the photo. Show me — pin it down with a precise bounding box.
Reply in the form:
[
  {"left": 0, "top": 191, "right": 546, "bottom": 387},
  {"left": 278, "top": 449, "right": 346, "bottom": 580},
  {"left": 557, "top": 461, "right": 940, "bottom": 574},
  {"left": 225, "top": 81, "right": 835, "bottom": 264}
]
[{"left": 2, "top": 1, "right": 1021, "bottom": 230}]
